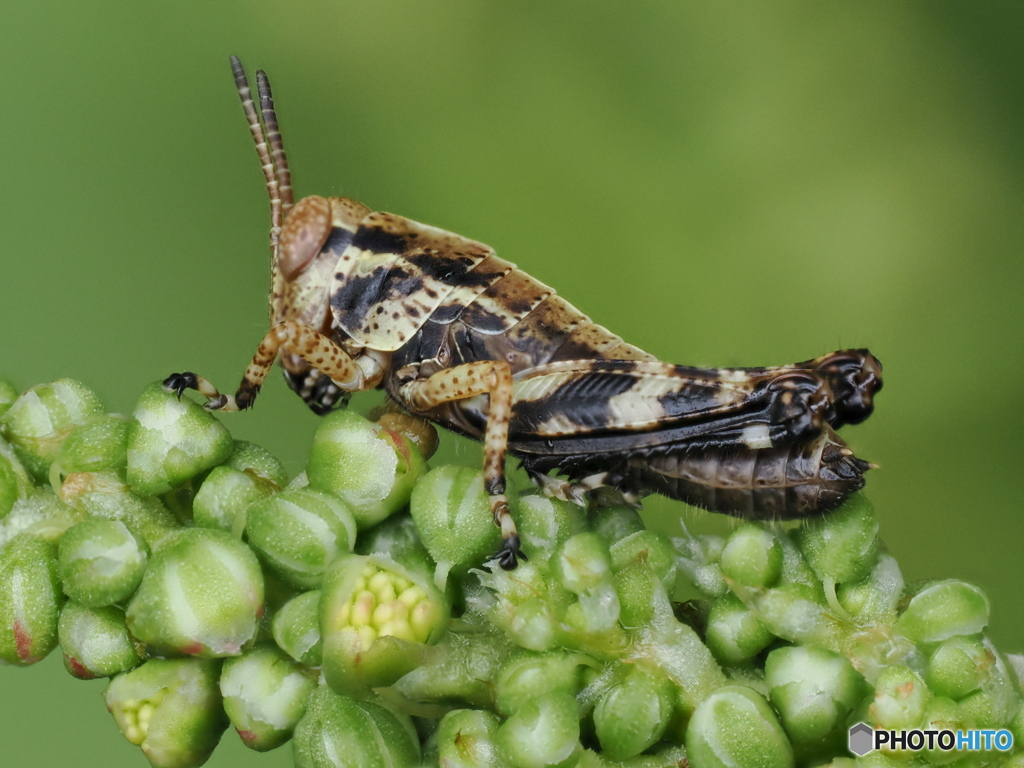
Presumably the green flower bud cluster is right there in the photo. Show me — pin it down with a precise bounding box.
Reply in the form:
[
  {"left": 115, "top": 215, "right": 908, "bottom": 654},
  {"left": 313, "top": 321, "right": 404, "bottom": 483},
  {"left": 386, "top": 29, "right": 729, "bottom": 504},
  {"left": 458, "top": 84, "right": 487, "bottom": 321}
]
[{"left": 1, "top": 376, "right": 1021, "bottom": 768}]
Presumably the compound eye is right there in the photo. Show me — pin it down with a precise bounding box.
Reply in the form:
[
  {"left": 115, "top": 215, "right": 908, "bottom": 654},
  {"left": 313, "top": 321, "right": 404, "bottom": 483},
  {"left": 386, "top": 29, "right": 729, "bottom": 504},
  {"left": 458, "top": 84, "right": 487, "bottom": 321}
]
[{"left": 277, "top": 195, "right": 331, "bottom": 280}]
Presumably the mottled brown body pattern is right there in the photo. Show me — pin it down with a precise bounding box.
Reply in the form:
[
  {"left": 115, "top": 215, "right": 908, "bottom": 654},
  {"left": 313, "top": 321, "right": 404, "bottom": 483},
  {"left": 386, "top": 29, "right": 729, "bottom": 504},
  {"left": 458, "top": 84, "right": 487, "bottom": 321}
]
[{"left": 165, "top": 59, "right": 882, "bottom": 569}]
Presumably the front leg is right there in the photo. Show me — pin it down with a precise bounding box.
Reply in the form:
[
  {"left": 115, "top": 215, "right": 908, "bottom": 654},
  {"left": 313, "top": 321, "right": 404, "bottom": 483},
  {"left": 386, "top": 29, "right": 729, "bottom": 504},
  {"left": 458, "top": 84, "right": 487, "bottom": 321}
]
[
  {"left": 164, "top": 321, "right": 378, "bottom": 410},
  {"left": 399, "top": 360, "right": 523, "bottom": 570}
]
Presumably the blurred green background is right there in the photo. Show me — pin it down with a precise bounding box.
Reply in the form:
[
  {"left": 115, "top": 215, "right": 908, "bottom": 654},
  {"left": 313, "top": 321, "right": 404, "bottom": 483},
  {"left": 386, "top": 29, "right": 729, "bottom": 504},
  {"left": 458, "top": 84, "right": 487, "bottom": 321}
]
[{"left": 2, "top": 2, "right": 1022, "bottom": 766}]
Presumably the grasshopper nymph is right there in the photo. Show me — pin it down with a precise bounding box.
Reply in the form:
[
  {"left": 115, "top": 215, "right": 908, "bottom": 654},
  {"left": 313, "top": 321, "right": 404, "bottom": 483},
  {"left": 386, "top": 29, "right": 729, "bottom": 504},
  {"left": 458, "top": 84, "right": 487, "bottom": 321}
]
[{"left": 165, "top": 58, "right": 882, "bottom": 569}]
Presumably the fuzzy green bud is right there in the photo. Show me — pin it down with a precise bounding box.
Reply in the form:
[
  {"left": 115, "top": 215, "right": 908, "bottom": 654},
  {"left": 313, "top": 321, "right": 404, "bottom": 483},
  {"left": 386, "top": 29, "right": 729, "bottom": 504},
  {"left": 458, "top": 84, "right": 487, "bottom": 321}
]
[
  {"left": 495, "top": 691, "right": 581, "bottom": 768},
  {"left": 869, "top": 665, "right": 930, "bottom": 731},
  {"left": 436, "top": 709, "right": 508, "bottom": 768},
  {"left": 685, "top": 685, "right": 795, "bottom": 768},
  {"left": 673, "top": 533, "right": 728, "bottom": 598},
  {"left": 245, "top": 489, "right": 357, "bottom": 589},
  {"left": 306, "top": 409, "right": 427, "bottom": 529},
  {"left": 796, "top": 494, "right": 878, "bottom": 584},
  {"left": 926, "top": 636, "right": 992, "bottom": 700},
  {"left": 765, "top": 646, "right": 864, "bottom": 752},
  {"left": 609, "top": 529, "right": 677, "bottom": 588},
  {"left": 193, "top": 465, "right": 274, "bottom": 535},
  {"left": 220, "top": 645, "right": 317, "bottom": 751},
  {"left": 0, "top": 379, "right": 17, "bottom": 417},
  {"left": 58, "top": 518, "right": 148, "bottom": 606},
  {"left": 223, "top": 440, "right": 288, "bottom": 487},
  {"left": 126, "top": 528, "right": 264, "bottom": 657},
  {"left": 515, "top": 493, "right": 587, "bottom": 562},
  {"left": 293, "top": 683, "right": 420, "bottom": 768},
  {"left": 593, "top": 664, "right": 675, "bottom": 760},
  {"left": 836, "top": 552, "right": 904, "bottom": 624},
  {"left": 272, "top": 590, "right": 322, "bottom": 667},
  {"left": 0, "top": 533, "right": 62, "bottom": 664},
  {"left": 58, "top": 602, "right": 142, "bottom": 678},
  {"left": 590, "top": 505, "right": 645, "bottom": 545},
  {"left": 495, "top": 651, "right": 592, "bottom": 717},
  {"left": 896, "top": 579, "right": 990, "bottom": 644},
  {"left": 720, "top": 523, "right": 782, "bottom": 588},
  {"left": 51, "top": 413, "right": 129, "bottom": 483},
  {"left": 410, "top": 465, "right": 504, "bottom": 577},
  {"left": 553, "top": 533, "right": 613, "bottom": 594},
  {"left": 0, "top": 379, "right": 104, "bottom": 480},
  {"left": 0, "top": 486, "right": 83, "bottom": 548},
  {"left": 614, "top": 561, "right": 665, "bottom": 630},
  {"left": 705, "top": 593, "right": 774, "bottom": 665},
  {"left": 60, "top": 470, "right": 177, "bottom": 548},
  {"left": 126, "top": 382, "right": 233, "bottom": 497},
  {"left": 104, "top": 658, "right": 227, "bottom": 768}
]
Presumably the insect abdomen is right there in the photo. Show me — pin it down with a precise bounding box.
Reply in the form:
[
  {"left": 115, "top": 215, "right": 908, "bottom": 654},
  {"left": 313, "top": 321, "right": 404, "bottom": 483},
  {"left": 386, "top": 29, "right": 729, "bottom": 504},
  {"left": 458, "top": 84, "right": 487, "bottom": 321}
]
[{"left": 628, "top": 426, "right": 869, "bottom": 520}]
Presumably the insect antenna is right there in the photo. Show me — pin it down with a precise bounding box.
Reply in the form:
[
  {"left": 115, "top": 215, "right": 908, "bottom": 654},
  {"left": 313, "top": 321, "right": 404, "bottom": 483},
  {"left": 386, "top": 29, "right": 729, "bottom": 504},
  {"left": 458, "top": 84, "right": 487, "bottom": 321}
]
[
  {"left": 229, "top": 55, "right": 282, "bottom": 253},
  {"left": 256, "top": 69, "right": 295, "bottom": 222}
]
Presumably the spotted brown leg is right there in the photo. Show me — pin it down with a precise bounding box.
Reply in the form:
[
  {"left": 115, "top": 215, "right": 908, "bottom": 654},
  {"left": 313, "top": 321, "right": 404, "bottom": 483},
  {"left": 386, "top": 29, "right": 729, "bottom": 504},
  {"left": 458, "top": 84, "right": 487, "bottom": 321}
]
[
  {"left": 399, "top": 360, "right": 522, "bottom": 569},
  {"left": 164, "top": 321, "right": 381, "bottom": 411}
]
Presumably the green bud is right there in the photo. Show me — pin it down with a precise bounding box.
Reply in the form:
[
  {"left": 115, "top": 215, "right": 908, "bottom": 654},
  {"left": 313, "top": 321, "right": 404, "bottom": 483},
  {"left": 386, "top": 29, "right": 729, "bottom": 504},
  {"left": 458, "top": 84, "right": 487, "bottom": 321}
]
[
  {"left": 1, "top": 378, "right": 104, "bottom": 480},
  {"left": 392, "top": 627, "right": 514, "bottom": 711},
  {"left": 593, "top": 664, "right": 674, "bottom": 760},
  {"left": 58, "top": 602, "right": 142, "bottom": 678},
  {"left": 51, "top": 413, "right": 129, "bottom": 483},
  {"left": 673, "top": 533, "right": 728, "bottom": 598},
  {"left": 720, "top": 523, "right": 782, "bottom": 588},
  {"left": 495, "top": 651, "right": 592, "bottom": 717},
  {"left": 515, "top": 493, "right": 587, "bottom": 562},
  {"left": 896, "top": 579, "right": 990, "bottom": 644},
  {"left": 646, "top": 618, "right": 726, "bottom": 718},
  {"left": 495, "top": 691, "right": 581, "bottom": 768},
  {"left": 436, "top": 709, "right": 509, "bottom": 768},
  {"left": 920, "top": 695, "right": 969, "bottom": 765},
  {"left": 563, "top": 581, "right": 621, "bottom": 636},
  {"left": 411, "top": 465, "right": 509, "bottom": 579},
  {"left": 609, "top": 529, "right": 677, "bottom": 588},
  {"left": 614, "top": 561, "right": 666, "bottom": 630},
  {"left": 926, "top": 636, "right": 992, "bottom": 701},
  {"left": 590, "top": 505, "right": 645, "bottom": 545},
  {"left": 126, "top": 382, "right": 234, "bottom": 497},
  {"left": 193, "top": 465, "right": 273, "bottom": 535},
  {"left": 705, "top": 593, "right": 774, "bottom": 665},
  {"left": 735, "top": 582, "right": 845, "bottom": 652},
  {"left": 356, "top": 513, "right": 436, "bottom": 581},
  {"left": 272, "top": 590, "right": 323, "bottom": 667},
  {"left": 58, "top": 518, "right": 148, "bottom": 606},
  {"left": 775, "top": 530, "right": 818, "bottom": 589},
  {"left": 553, "top": 533, "right": 613, "bottom": 594},
  {"left": 0, "top": 447, "right": 24, "bottom": 520},
  {"left": 0, "top": 486, "right": 83, "bottom": 548},
  {"left": 224, "top": 440, "right": 288, "bottom": 488},
  {"left": 765, "top": 646, "right": 864, "bottom": 753},
  {"left": 320, "top": 553, "right": 449, "bottom": 693},
  {"left": 0, "top": 379, "right": 17, "bottom": 417},
  {"left": 60, "top": 470, "right": 177, "bottom": 548},
  {"left": 836, "top": 552, "right": 904, "bottom": 624},
  {"left": 306, "top": 410, "right": 427, "bottom": 529},
  {"left": 104, "top": 658, "right": 227, "bottom": 768},
  {"left": 293, "top": 683, "right": 420, "bottom": 768},
  {"left": 0, "top": 533, "right": 62, "bottom": 664},
  {"left": 220, "top": 644, "right": 317, "bottom": 751},
  {"left": 685, "top": 685, "right": 795, "bottom": 768},
  {"left": 795, "top": 494, "right": 878, "bottom": 584},
  {"left": 245, "top": 489, "right": 357, "bottom": 589},
  {"left": 868, "top": 665, "right": 929, "bottom": 730},
  {"left": 956, "top": 638, "right": 1019, "bottom": 728},
  {"left": 127, "top": 528, "right": 264, "bottom": 657}
]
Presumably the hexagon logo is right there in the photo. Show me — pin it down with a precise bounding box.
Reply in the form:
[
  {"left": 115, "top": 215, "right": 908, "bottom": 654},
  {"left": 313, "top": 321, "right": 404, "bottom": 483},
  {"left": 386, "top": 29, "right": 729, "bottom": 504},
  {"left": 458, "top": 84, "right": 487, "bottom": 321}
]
[{"left": 848, "top": 722, "right": 874, "bottom": 756}]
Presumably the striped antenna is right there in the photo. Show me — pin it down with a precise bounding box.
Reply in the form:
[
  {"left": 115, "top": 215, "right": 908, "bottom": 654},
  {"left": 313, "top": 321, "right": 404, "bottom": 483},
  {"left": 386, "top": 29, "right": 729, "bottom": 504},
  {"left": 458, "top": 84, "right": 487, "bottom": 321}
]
[
  {"left": 256, "top": 69, "right": 294, "bottom": 220},
  {"left": 229, "top": 56, "right": 282, "bottom": 251}
]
